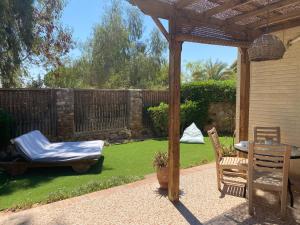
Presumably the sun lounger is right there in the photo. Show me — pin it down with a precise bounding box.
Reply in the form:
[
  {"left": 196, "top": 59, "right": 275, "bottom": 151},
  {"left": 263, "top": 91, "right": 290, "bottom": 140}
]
[{"left": 0, "top": 130, "right": 104, "bottom": 175}]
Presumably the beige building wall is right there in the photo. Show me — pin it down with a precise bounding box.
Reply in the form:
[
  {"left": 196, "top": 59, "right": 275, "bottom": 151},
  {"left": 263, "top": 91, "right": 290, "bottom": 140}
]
[{"left": 236, "top": 26, "right": 300, "bottom": 178}]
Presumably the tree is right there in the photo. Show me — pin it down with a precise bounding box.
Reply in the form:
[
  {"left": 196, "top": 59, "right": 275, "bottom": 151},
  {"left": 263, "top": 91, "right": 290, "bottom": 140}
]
[
  {"left": 222, "top": 60, "right": 237, "bottom": 80},
  {"left": 91, "top": 0, "right": 130, "bottom": 87},
  {"left": 185, "top": 61, "right": 206, "bottom": 81},
  {"left": 43, "top": 0, "right": 168, "bottom": 89},
  {"left": 203, "top": 59, "right": 228, "bottom": 80},
  {"left": 85, "top": 0, "right": 167, "bottom": 89},
  {"left": 27, "top": 75, "right": 44, "bottom": 88},
  {"left": 0, "top": 0, "right": 73, "bottom": 88},
  {"left": 185, "top": 59, "right": 236, "bottom": 82},
  {"left": 44, "top": 57, "right": 91, "bottom": 88},
  {"left": 0, "top": 0, "right": 34, "bottom": 87}
]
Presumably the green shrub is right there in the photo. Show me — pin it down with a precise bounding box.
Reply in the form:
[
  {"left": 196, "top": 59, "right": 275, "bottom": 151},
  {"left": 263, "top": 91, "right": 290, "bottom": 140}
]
[
  {"left": 181, "top": 80, "right": 236, "bottom": 104},
  {"left": 0, "top": 108, "right": 16, "bottom": 150},
  {"left": 147, "top": 103, "right": 168, "bottom": 136},
  {"left": 147, "top": 101, "right": 207, "bottom": 137},
  {"left": 147, "top": 80, "right": 236, "bottom": 137},
  {"left": 180, "top": 100, "right": 208, "bottom": 129}
]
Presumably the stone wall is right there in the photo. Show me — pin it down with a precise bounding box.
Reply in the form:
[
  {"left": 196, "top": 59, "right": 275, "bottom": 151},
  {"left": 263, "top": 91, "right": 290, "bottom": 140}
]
[
  {"left": 128, "top": 90, "right": 143, "bottom": 138},
  {"left": 205, "top": 102, "right": 236, "bottom": 135},
  {"left": 56, "top": 89, "right": 75, "bottom": 140}
]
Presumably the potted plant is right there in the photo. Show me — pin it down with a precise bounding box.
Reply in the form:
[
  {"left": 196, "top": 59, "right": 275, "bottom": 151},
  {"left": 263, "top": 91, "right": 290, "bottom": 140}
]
[{"left": 153, "top": 151, "right": 168, "bottom": 189}]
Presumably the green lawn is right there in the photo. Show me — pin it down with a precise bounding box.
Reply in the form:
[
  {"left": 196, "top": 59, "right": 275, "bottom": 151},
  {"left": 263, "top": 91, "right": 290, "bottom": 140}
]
[{"left": 0, "top": 137, "right": 231, "bottom": 210}]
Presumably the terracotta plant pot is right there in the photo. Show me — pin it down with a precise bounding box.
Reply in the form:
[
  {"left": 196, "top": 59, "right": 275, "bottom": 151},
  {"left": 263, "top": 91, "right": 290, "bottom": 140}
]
[{"left": 156, "top": 167, "right": 168, "bottom": 189}]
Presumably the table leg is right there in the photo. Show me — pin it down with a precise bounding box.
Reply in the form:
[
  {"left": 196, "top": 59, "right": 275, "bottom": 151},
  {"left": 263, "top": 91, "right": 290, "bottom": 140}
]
[
  {"left": 288, "top": 178, "right": 294, "bottom": 208},
  {"left": 243, "top": 184, "right": 247, "bottom": 198}
]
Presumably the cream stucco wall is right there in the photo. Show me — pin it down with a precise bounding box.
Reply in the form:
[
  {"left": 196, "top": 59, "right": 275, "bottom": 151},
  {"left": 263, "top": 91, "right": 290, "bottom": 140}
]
[{"left": 236, "top": 26, "right": 300, "bottom": 179}]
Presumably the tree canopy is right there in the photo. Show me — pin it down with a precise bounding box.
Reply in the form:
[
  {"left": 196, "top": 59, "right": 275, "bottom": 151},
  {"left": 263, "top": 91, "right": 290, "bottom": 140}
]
[
  {"left": 184, "top": 59, "right": 237, "bottom": 82},
  {"left": 44, "top": 0, "right": 168, "bottom": 89},
  {"left": 1, "top": 0, "right": 237, "bottom": 89},
  {"left": 0, "top": 0, "right": 73, "bottom": 88}
]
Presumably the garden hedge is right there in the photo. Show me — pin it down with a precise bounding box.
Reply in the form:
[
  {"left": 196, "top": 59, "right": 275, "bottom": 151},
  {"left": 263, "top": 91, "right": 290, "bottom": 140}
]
[
  {"left": 181, "top": 80, "right": 236, "bottom": 104},
  {"left": 147, "top": 80, "right": 236, "bottom": 136},
  {"left": 148, "top": 101, "right": 206, "bottom": 136}
]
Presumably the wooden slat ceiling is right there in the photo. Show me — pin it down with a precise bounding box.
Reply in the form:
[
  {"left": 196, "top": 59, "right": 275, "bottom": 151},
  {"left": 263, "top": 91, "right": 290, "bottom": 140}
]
[{"left": 130, "top": 0, "right": 300, "bottom": 47}]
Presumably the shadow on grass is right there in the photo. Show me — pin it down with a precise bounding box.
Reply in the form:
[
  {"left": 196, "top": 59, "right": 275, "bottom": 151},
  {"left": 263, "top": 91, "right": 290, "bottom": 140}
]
[{"left": 0, "top": 156, "right": 105, "bottom": 197}]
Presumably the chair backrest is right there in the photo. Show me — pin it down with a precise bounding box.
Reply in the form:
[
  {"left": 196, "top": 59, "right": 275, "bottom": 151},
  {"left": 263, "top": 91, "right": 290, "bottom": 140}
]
[
  {"left": 248, "top": 142, "right": 291, "bottom": 187},
  {"left": 207, "top": 127, "right": 222, "bottom": 162},
  {"left": 254, "top": 127, "right": 281, "bottom": 144}
]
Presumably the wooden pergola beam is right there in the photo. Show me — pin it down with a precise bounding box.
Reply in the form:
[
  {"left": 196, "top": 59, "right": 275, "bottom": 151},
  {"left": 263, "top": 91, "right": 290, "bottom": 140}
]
[
  {"left": 181, "top": 14, "right": 253, "bottom": 39},
  {"left": 168, "top": 19, "right": 181, "bottom": 202},
  {"left": 151, "top": 17, "right": 170, "bottom": 42},
  {"left": 228, "top": 0, "right": 299, "bottom": 24},
  {"left": 249, "top": 8, "right": 300, "bottom": 29},
  {"left": 131, "top": 0, "right": 174, "bottom": 19},
  {"left": 239, "top": 48, "right": 250, "bottom": 142},
  {"left": 262, "top": 18, "right": 300, "bottom": 34},
  {"left": 175, "top": 11, "right": 252, "bottom": 40},
  {"left": 176, "top": 34, "right": 251, "bottom": 48}
]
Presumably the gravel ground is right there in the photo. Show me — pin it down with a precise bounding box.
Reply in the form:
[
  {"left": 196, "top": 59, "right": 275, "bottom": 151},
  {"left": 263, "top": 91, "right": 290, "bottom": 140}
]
[{"left": 0, "top": 163, "right": 299, "bottom": 225}]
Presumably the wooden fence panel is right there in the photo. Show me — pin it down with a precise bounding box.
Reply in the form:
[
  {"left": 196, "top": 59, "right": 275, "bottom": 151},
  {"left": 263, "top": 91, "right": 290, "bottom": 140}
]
[
  {"left": 0, "top": 89, "right": 57, "bottom": 137},
  {"left": 141, "top": 90, "right": 169, "bottom": 128},
  {"left": 74, "top": 90, "right": 129, "bottom": 133},
  {"left": 0, "top": 89, "right": 168, "bottom": 138}
]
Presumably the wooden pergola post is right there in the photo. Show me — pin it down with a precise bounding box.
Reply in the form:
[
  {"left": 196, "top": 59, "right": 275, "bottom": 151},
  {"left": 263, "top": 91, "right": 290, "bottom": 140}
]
[
  {"left": 168, "top": 18, "right": 182, "bottom": 202},
  {"left": 239, "top": 48, "right": 250, "bottom": 141}
]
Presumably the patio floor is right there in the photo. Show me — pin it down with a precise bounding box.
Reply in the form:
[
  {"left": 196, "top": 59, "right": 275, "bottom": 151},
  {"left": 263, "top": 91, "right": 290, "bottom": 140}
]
[{"left": 0, "top": 163, "right": 299, "bottom": 225}]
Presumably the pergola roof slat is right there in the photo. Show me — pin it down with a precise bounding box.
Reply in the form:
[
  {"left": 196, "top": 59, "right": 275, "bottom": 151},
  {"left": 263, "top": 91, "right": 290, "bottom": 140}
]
[
  {"left": 250, "top": 8, "right": 300, "bottom": 29},
  {"left": 132, "top": 0, "right": 256, "bottom": 44},
  {"left": 130, "top": 0, "right": 300, "bottom": 45},
  {"left": 200, "top": 0, "right": 253, "bottom": 18},
  {"left": 227, "top": 0, "right": 300, "bottom": 24},
  {"left": 175, "top": 0, "right": 198, "bottom": 8}
]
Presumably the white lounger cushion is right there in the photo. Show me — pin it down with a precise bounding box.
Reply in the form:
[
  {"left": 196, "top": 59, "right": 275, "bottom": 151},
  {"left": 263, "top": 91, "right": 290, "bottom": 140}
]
[{"left": 13, "top": 130, "right": 104, "bottom": 162}]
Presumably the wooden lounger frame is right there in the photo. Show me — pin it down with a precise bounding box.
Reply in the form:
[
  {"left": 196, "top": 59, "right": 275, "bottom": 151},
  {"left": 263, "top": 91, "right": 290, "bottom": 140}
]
[{"left": 0, "top": 158, "right": 100, "bottom": 176}]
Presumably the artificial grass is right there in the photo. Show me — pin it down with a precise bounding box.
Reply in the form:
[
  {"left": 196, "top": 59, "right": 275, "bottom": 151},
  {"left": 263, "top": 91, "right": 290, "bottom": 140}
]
[{"left": 0, "top": 137, "right": 231, "bottom": 210}]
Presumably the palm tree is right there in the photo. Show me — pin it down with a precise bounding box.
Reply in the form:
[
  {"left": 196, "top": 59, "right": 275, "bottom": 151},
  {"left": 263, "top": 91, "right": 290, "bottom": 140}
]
[
  {"left": 203, "top": 59, "right": 228, "bottom": 80},
  {"left": 222, "top": 60, "right": 237, "bottom": 80},
  {"left": 185, "top": 61, "right": 206, "bottom": 81}
]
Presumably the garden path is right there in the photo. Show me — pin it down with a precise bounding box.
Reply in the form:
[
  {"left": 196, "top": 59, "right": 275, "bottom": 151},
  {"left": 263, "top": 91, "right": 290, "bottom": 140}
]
[{"left": 0, "top": 163, "right": 299, "bottom": 225}]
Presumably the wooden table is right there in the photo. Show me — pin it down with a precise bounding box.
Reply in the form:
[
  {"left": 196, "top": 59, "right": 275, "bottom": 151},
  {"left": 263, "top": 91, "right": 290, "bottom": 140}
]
[
  {"left": 234, "top": 142, "right": 300, "bottom": 159},
  {"left": 234, "top": 142, "right": 300, "bottom": 207}
]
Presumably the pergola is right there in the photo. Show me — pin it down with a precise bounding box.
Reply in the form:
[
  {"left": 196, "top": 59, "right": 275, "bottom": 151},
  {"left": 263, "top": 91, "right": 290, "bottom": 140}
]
[{"left": 129, "top": 0, "right": 300, "bottom": 202}]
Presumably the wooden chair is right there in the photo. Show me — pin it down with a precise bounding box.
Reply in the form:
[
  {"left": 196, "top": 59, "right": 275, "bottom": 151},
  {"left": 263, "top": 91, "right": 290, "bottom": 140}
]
[
  {"left": 254, "top": 127, "right": 281, "bottom": 144},
  {"left": 208, "top": 127, "right": 248, "bottom": 192},
  {"left": 248, "top": 142, "right": 291, "bottom": 218}
]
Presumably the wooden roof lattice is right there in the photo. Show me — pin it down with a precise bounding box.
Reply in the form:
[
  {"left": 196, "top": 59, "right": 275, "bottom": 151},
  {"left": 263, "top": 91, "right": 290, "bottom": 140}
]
[{"left": 130, "top": 0, "right": 300, "bottom": 47}]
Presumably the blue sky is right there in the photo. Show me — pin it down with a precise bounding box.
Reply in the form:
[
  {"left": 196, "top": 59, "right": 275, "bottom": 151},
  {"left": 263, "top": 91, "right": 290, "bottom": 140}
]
[{"left": 60, "top": 0, "right": 237, "bottom": 70}]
